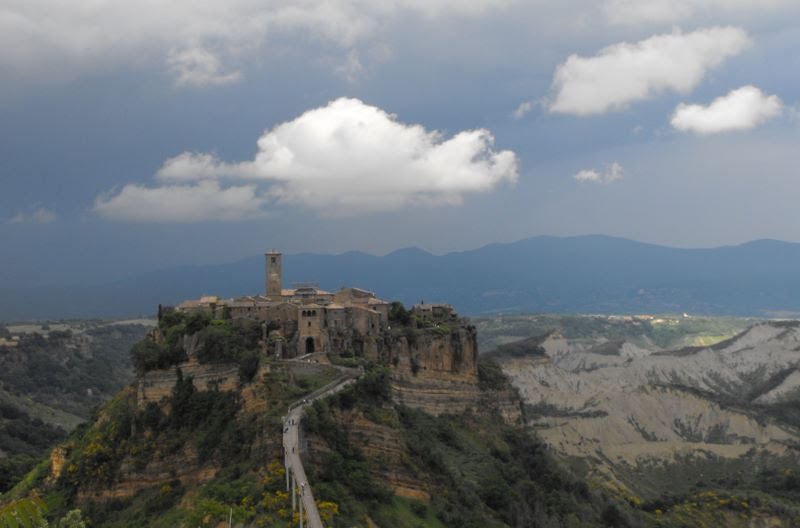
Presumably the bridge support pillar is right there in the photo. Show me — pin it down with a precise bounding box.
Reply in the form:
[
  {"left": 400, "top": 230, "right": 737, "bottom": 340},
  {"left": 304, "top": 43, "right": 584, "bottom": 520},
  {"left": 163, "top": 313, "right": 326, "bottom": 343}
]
[
  {"left": 299, "top": 493, "right": 304, "bottom": 528},
  {"left": 285, "top": 455, "right": 290, "bottom": 491},
  {"left": 300, "top": 497, "right": 305, "bottom": 528}
]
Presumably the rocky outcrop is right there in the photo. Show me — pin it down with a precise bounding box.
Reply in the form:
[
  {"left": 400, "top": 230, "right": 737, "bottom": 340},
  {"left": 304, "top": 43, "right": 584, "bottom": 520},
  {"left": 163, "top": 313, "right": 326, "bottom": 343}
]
[
  {"left": 389, "top": 327, "right": 479, "bottom": 383},
  {"left": 77, "top": 448, "right": 216, "bottom": 502},
  {"left": 49, "top": 446, "right": 68, "bottom": 480},
  {"left": 136, "top": 359, "right": 239, "bottom": 408},
  {"left": 305, "top": 321, "right": 515, "bottom": 502},
  {"left": 380, "top": 325, "right": 482, "bottom": 416},
  {"left": 390, "top": 377, "right": 480, "bottom": 417}
]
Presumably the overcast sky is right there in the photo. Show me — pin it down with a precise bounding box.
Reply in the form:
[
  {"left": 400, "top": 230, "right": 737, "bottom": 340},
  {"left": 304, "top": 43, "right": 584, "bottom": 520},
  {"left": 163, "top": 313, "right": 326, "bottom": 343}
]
[{"left": 2, "top": 0, "right": 800, "bottom": 288}]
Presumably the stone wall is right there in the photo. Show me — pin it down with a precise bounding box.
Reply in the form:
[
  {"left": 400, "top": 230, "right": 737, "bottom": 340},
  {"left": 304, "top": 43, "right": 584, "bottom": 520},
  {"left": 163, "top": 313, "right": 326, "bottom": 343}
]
[{"left": 136, "top": 359, "right": 240, "bottom": 409}]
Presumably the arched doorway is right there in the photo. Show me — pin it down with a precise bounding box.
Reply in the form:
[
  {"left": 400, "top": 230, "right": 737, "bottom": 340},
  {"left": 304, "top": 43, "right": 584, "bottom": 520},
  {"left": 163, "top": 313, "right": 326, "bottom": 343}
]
[{"left": 305, "top": 337, "right": 315, "bottom": 354}]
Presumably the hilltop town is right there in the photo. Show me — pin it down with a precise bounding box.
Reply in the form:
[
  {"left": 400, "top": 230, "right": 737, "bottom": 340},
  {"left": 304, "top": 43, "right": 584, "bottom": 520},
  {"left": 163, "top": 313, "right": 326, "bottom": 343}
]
[{"left": 173, "top": 251, "right": 455, "bottom": 359}]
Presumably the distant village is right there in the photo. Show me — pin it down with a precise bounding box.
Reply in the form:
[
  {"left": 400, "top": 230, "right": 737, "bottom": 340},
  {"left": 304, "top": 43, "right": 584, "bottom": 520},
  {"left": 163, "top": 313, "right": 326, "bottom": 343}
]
[{"left": 173, "top": 251, "right": 455, "bottom": 356}]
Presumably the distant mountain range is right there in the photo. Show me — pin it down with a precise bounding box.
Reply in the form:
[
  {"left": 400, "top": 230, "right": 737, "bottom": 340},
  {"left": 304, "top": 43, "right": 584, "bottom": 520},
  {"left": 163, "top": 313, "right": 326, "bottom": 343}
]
[{"left": 4, "top": 235, "right": 800, "bottom": 321}]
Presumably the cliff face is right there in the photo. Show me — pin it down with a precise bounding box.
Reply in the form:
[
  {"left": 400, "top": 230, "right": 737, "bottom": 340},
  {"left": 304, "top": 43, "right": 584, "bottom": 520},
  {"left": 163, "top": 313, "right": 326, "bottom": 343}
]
[
  {"left": 136, "top": 361, "right": 240, "bottom": 408},
  {"left": 303, "top": 322, "right": 523, "bottom": 503},
  {"left": 377, "top": 325, "right": 483, "bottom": 416},
  {"left": 388, "top": 325, "right": 525, "bottom": 423}
]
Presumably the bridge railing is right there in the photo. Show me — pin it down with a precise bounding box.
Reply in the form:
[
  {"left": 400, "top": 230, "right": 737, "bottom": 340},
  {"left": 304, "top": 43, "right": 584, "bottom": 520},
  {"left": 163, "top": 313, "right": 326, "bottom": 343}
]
[{"left": 286, "top": 366, "right": 360, "bottom": 412}]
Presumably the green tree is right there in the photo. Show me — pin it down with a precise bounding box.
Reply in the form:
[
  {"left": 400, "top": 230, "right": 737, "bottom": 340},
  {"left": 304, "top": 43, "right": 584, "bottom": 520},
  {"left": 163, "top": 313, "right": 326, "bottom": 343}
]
[
  {"left": 0, "top": 496, "right": 47, "bottom": 528},
  {"left": 56, "top": 509, "right": 86, "bottom": 528},
  {"left": 388, "top": 302, "right": 412, "bottom": 326}
]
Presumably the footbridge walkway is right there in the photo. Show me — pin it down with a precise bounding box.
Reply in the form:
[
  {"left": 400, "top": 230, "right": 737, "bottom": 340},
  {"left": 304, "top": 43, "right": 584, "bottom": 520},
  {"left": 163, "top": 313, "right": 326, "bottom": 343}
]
[{"left": 282, "top": 362, "right": 361, "bottom": 528}]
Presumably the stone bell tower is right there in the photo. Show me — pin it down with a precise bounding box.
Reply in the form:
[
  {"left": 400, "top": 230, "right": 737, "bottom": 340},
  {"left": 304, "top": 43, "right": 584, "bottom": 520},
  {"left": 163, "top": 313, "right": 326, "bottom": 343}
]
[{"left": 265, "top": 251, "right": 282, "bottom": 299}]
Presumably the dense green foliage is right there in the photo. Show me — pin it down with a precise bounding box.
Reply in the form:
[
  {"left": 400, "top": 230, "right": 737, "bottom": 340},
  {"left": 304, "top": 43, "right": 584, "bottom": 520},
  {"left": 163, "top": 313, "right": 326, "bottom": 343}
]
[
  {"left": 0, "top": 402, "right": 64, "bottom": 454},
  {"left": 0, "top": 324, "right": 143, "bottom": 418},
  {"left": 0, "top": 322, "right": 148, "bottom": 493},
  {"left": 134, "top": 311, "right": 263, "bottom": 376},
  {"left": 34, "top": 375, "right": 258, "bottom": 525},
  {"left": 388, "top": 302, "right": 413, "bottom": 326},
  {"left": 129, "top": 339, "right": 186, "bottom": 373},
  {"left": 0, "top": 400, "right": 65, "bottom": 492},
  {"left": 55, "top": 509, "right": 87, "bottom": 528},
  {"left": 477, "top": 358, "right": 510, "bottom": 392},
  {"left": 488, "top": 335, "right": 548, "bottom": 359},
  {"left": 0, "top": 455, "right": 40, "bottom": 495},
  {"left": 608, "top": 448, "right": 800, "bottom": 524},
  {"left": 396, "top": 408, "right": 619, "bottom": 528},
  {"left": 3, "top": 353, "right": 342, "bottom": 526},
  {"left": 302, "top": 364, "right": 396, "bottom": 522},
  {"left": 0, "top": 495, "right": 47, "bottom": 528},
  {"left": 303, "top": 362, "right": 627, "bottom": 527}
]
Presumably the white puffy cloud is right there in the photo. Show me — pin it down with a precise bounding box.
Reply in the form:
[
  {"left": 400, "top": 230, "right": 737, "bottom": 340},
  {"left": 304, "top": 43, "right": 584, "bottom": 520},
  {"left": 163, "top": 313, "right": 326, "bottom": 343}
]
[
  {"left": 0, "top": 0, "right": 510, "bottom": 88},
  {"left": 93, "top": 181, "right": 267, "bottom": 222},
  {"left": 96, "top": 97, "right": 518, "bottom": 220},
  {"left": 670, "top": 85, "right": 783, "bottom": 135},
  {"left": 10, "top": 207, "right": 58, "bottom": 224},
  {"left": 603, "top": 0, "right": 795, "bottom": 25},
  {"left": 549, "top": 27, "right": 751, "bottom": 116},
  {"left": 574, "top": 162, "right": 624, "bottom": 184}
]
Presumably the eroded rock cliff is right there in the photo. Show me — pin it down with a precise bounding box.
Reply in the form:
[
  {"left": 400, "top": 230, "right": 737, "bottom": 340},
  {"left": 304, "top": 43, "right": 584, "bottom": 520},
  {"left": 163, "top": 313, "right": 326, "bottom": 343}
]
[{"left": 494, "top": 321, "right": 800, "bottom": 498}]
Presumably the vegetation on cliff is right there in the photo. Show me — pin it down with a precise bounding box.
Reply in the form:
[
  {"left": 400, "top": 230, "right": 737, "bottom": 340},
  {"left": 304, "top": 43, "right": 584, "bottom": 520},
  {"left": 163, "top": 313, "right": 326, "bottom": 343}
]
[
  {"left": 9, "top": 309, "right": 795, "bottom": 527},
  {"left": 301, "top": 360, "right": 629, "bottom": 527},
  {"left": 0, "top": 322, "right": 148, "bottom": 493},
  {"left": 0, "top": 309, "right": 339, "bottom": 525},
  {"left": 6, "top": 354, "right": 343, "bottom": 526},
  {"left": 131, "top": 311, "right": 262, "bottom": 376}
]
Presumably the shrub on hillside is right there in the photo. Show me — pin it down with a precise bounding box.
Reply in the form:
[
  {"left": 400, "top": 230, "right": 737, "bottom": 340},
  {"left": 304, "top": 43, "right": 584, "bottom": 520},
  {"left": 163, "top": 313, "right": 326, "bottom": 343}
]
[
  {"left": 477, "top": 359, "right": 509, "bottom": 391},
  {"left": 197, "top": 324, "right": 241, "bottom": 364},
  {"left": 130, "top": 340, "right": 186, "bottom": 373},
  {"left": 238, "top": 351, "right": 260, "bottom": 384},
  {"left": 388, "top": 302, "right": 412, "bottom": 326}
]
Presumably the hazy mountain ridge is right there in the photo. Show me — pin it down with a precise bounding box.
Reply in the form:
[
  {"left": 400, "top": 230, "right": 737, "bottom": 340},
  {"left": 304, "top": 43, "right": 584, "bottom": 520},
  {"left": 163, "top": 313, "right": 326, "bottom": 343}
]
[{"left": 5, "top": 235, "right": 800, "bottom": 321}]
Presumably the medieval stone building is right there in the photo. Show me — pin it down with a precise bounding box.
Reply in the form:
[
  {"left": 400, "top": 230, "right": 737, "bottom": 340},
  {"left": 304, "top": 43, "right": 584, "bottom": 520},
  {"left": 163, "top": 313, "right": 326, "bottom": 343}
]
[{"left": 176, "top": 251, "right": 390, "bottom": 357}]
